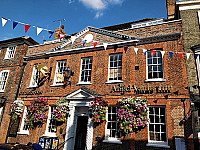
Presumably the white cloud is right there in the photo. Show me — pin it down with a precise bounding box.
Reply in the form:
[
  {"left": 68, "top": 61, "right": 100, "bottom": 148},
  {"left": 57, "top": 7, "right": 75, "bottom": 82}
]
[{"left": 95, "top": 12, "right": 104, "bottom": 18}]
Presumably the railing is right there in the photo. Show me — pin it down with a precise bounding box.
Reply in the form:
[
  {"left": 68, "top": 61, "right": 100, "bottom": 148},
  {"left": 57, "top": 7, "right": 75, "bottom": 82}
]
[{"left": 57, "top": 137, "right": 74, "bottom": 150}]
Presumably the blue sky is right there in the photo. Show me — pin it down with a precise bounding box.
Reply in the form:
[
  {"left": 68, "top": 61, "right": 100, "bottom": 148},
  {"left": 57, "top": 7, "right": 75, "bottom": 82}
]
[{"left": 0, "top": 0, "right": 168, "bottom": 44}]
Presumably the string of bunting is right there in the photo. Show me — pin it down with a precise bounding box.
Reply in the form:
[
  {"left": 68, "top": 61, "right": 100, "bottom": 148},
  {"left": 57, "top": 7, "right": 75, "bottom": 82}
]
[{"left": 1, "top": 17, "right": 54, "bottom": 38}]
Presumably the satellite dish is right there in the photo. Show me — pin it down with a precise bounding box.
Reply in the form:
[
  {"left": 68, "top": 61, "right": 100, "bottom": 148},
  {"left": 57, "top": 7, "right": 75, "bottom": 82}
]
[{"left": 83, "top": 34, "right": 93, "bottom": 43}]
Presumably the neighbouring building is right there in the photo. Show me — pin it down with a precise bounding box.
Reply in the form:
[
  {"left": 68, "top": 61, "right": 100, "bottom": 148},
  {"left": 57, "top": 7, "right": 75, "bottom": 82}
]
[{"left": 0, "top": 36, "right": 38, "bottom": 143}]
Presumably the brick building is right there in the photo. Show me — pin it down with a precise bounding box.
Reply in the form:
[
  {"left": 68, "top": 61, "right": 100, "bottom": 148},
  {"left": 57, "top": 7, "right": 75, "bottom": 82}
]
[{"left": 0, "top": 36, "right": 38, "bottom": 143}]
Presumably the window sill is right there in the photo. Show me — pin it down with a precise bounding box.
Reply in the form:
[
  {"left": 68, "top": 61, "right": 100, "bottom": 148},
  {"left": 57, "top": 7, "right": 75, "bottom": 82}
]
[
  {"left": 4, "top": 58, "right": 13, "bottom": 60},
  {"left": 76, "top": 82, "right": 92, "bottom": 85},
  {"left": 145, "top": 78, "right": 166, "bottom": 82},
  {"left": 105, "top": 80, "right": 123, "bottom": 84},
  {"left": 42, "top": 133, "right": 57, "bottom": 137},
  {"left": 0, "top": 90, "right": 4, "bottom": 93},
  {"left": 146, "top": 143, "right": 170, "bottom": 148},
  {"left": 103, "top": 139, "right": 122, "bottom": 144},
  {"left": 17, "top": 131, "right": 29, "bottom": 135},
  {"left": 27, "top": 86, "right": 38, "bottom": 89},
  {"left": 198, "top": 132, "right": 200, "bottom": 138},
  {"left": 50, "top": 84, "right": 64, "bottom": 87}
]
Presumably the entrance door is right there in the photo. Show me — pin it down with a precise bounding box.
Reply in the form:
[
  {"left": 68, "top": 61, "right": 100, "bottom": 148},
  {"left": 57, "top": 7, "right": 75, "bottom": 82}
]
[{"left": 74, "top": 116, "right": 88, "bottom": 150}]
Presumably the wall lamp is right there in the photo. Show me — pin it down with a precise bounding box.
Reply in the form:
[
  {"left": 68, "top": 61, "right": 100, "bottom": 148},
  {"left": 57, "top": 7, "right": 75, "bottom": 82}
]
[
  {"left": 179, "top": 98, "right": 186, "bottom": 126},
  {"left": 64, "top": 65, "right": 74, "bottom": 86}
]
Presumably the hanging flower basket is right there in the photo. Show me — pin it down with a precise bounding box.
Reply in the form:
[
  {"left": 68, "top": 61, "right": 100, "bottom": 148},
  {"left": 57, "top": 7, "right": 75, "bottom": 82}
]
[
  {"left": 89, "top": 96, "right": 108, "bottom": 123},
  {"left": 117, "top": 97, "right": 149, "bottom": 136},
  {"left": 9, "top": 100, "right": 24, "bottom": 120},
  {"left": 26, "top": 98, "right": 48, "bottom": 128},
  {"left": 52, "top": 98, "right": 69, "bottom": 122}
]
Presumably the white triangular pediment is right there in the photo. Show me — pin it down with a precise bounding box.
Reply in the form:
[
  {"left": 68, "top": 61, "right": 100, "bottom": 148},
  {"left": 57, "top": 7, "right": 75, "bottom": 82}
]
[{"left": 66, "top": 88, "right": 97, "bottom": 99}]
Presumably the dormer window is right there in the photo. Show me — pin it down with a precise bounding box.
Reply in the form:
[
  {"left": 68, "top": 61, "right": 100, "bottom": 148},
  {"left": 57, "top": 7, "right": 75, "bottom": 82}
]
[{"left": 4, "top": 46, "right": 16, "bottom": 59}]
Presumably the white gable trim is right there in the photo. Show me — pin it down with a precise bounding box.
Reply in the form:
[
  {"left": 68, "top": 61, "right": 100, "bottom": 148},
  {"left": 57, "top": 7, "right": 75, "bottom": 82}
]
[{"left": 66, "top": 88, "right": 96, "bottom": 100}]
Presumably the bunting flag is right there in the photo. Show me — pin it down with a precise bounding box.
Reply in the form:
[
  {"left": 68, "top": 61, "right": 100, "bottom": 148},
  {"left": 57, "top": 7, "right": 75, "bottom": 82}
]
[
  {"left": 169, "top": 52, "right": 174, "bottom": 58},
  {"left": 25, "top": 24, "right": 31, "bottom": 33},
  {"left": 114, "top": 45, "right": 118, "bottom": 51},
  {"left": 37, "top": 27, "right": 43, "bottom": 36},
  {"left": 124, "top": 46, "right": 128, "bottom": 53},
  {"left": 83, "top": 40, "right": 87, "bottom": 46},
  {"left": 178, "top": 52, "right": 183, "bottom": 59},
  {"left": 195, "top": 54, "right": 198, "bottom": 60},
  {"left": 186, "top": 53, "right": 191, "bottom": 60},
  {"left": 151, "top": 50, "right": 156, "bottom": 57},
  {"left": 103, "top": 43, "right": 108, "bottom": 50},
  {"left": 48, "top": 31, "right": 54, "bottom": 38},
  {"left": 71, "top": 36, "right": 76, "bottom": 44},
  {"left": 93, "top": 41, "right": 98, "bottom": 48},
  {"left": 13, "top": 21, "right": 18, "bottom": 29},
  {"left": 134, "top": 48, "right": 138, "bottom": 55},
  {"left": 1, "top": 17, "right": 7, "bottom": 27},
  {"left": 60, "top": 33, "right": 65, "bottom": 40},
  {"left": 142, "top": 49, "right": 147, "bottom": 55},
  {"left": 161, "top": 51, "right": 165, "bottom": 58}
]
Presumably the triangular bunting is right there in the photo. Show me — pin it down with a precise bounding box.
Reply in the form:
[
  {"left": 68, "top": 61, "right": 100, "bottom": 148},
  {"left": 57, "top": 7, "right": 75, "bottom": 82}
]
[
  {"left": 71, "top": 36, "right": 76, "bottom": 44},
  {"left": 114, "top": 45, "right": 118, "bottom": 51},
  {"left": 48, "top": 31, "right": 54, "bottom": 38},
  {"left": 195, "top": 54, "right": 198, "bottom": 60},
  {"left": 178, "top": 52, "right": 183, "bottom": 59},
  {"left": 134, "top": 48, "right": 138, "bottom": 55},
  {"left": 103, "top": 43, "right": 108, "bottom": 50},
  {"left": 13, "top": 21, "right": 18, "bottom": 29},
  {"left": 93, "top": 41, "right": 98, "bottom": 48},
  {"left": 186, "top": 53, "right": 191, "bottom": 60},
  {"left": 124, "top": 46, "right": 128, "bottom": 53},
  {"left": 169, "top": 52, "right": 174, "bottom": 58},
  {"left": 142, "top": 49, "right": 147, "bottom": 55},
  {"left": 161, "top": 51, "right": 165, "bottom": 58},
  {"left": 60, "top": 33, "right": 65, "bottom": 40},
  {"left": 83, "top": 40, "right": 87, "bottom": 46},
  {"left": 37, "top": 27, "right": 43, "bottom": 36},
  {"left": 1, "top": 17, "right": 7, "bottom": 27},
  {"left": 25, "top": 24, "right": 31, "bottom": 33},
  {"left": 151, "top": 50, "right": 156, "bottom": 57}
]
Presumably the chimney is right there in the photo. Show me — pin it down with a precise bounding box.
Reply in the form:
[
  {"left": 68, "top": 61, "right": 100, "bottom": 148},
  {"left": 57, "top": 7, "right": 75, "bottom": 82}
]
[
  {"left": 54, "top": 25, "right": 66, "bottom": 40},
  {"left": 166, "top": 0, "right": 176, "bottom": 19}
]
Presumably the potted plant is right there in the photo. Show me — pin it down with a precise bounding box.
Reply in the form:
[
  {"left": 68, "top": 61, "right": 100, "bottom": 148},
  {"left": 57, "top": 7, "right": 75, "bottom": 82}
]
[{"left": 117, "top": 97, "right": 149, "bottom": 136}]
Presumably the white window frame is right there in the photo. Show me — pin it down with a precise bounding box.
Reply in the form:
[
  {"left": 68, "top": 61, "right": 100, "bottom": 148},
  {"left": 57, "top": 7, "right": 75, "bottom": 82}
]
[
  {"left": 106, "top": 53, "right": 123, "bottom": 84},
  {"left": 78, "top": 57, "right": 93, "bottom": 85},
  {"left": 4, "top": 46, "right": 16, "bottom": 59},
  {"left": 147, "top": 106, "right": 169, "bottom": 148},
  {"left": 43, "top": 106, "right": 57, "bottom": 137},
  {"left": 18, "top": 106, "right": 29, "bottom": 135},
  {"left": 0, "top": 105, "right": 3, "bottom": 119},
  {"left": 145, "top": 50, "right": 166, "bottom": 82},
  {"left": 0, "top": 70, "right": 9, "bottom": 92},
  {"left": 195, "top": 54, "right": 200, "bottom": 85},
  {"left": 53, "top": 60, "right": 67, "bottom": 86},
  {"left": 29, "top": 65, "right": 40, "bottom": 87},
  {"left": 103, "top": 106, "right": 121, "bottom": 144}
]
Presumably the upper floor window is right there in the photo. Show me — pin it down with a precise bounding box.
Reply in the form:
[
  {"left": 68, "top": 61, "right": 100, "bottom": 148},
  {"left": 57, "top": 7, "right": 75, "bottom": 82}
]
[
  {"left": 29, "top": 64, "right": 40, "bottom": 87},
  {"left": 0, "top": 70, "right": 9, "bottom": 92},
  {"left": 54, "top": 60, "right": 67, "bottom": 85},
  {"left": 148, "top": 106, "right": 168, "bottom": 146},
  {"left": 108, "top": 53, "right": 122, "bottom": 82},
  {"left": 79, "top": 57, "right": 93, "bottom": 83},
  {"left": 104, "top": 106, "right": 121, "bottom": 144},
  {"left": 4, "top": 46, "right": 16, "bottom": 59},
  {"left": 44, "top": 106, "right": 57, "bottom": 137},
  {"left": 18, "top": 106, "right": 29, "bottom": 135},
  {"left": 146, "top": 50, "right": 164, "bottom": 81}
]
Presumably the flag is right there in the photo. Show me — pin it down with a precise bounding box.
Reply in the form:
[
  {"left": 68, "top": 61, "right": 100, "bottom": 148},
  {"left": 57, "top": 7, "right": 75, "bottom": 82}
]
[
  {"left": 93, "top": 41, "right": 98, "bottom": 48},
  {"left": 83, "top": 40, "right": 87, "bottom": 46},
  {"left": 1, "top": 17, "right": 7, "bottom": 27},
  {"left": 71, "top": 36, "right": 76, "bottom": 44},
  {"left": 195, "top": 54, "right": 198, "bottom": 60},
  {"left": 48, "top": 31, "right": 54, "bottom": 38},
  {"left": 124, "top": 46, "right": 128, "bottom": 53},
  {"left": 114, "top": 45, "right": 118, "bottom": 51},
  {"left": 142, "top": 49, "right": 147, "bottom": 55},
  {"left": 37, "top": 27, "right": 43, "bottom": 36},
  {"left": 60, "top": 33, "right": 65, "bottom": 40},
  {"left": 186, "top": 53, "right": 191, "bottom": 60},
  {"left": 25, "top": 24, "right": 31, "bottom": 33},
  {"left": 151, "top": 50, "right": 156, "bottom": 57},
  {"left": 178, "top": 52, "right": 183, "bottom": 59},
  {"left": 103, "top": 43, "right": 108, "bottom": 50},
  {"left": 13, "top": 21, "right": 18, "bottom": 29},
  {"left": 161, "top": 51, "right": 165, "bottom": 58},
  {"left": 134, "top": 48, "right": 138, "bottom": 55},
  {"left": 169, "top": 52, "right": 174, "bottom": 58}
]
